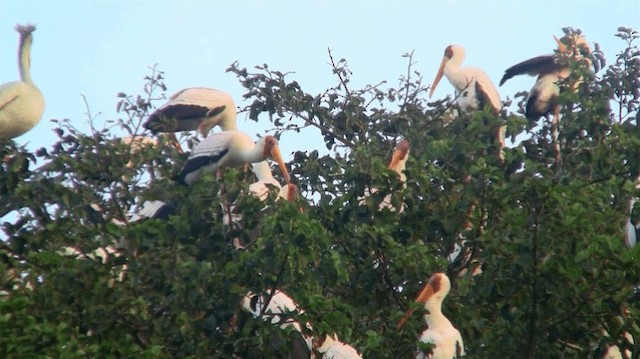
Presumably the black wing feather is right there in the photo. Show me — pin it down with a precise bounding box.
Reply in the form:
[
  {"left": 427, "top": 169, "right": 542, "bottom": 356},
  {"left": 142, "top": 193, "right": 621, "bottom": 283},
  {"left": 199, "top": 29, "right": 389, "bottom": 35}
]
[
  {"left": 500, "top": 55, "right": 557, "bottom": 86},
  {"left": 175, "top": 148, "right": 229, "bottom": 184}
]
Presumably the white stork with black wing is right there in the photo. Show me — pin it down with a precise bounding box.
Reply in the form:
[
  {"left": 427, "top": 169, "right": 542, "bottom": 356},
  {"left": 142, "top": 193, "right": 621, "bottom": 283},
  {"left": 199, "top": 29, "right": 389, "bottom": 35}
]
[{"left": 175, "top": 130, "right": 290, "bottom": 186}]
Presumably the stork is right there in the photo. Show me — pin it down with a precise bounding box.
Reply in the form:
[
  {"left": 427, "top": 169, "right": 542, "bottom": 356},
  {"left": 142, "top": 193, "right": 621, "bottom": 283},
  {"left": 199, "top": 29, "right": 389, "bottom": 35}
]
[
  {"left": 360, "top": 139, "right": 411, "bottom": 213},
  {"left": 0, "top": 24, "right": 45, "bottom": 139},
  {"left": 430, "top": 45, "right": 505, "bottom": 161},
  {"left": 240, "top": 289, "right": 313, "bottom": 358},
  {"left": 499, "top": 34, "right": 592, "bottom": 163},
  {"left": 174, "top": 130, "right": 290, "bottom": 186},
  {"left": 398, "top": 273, "right": 464, "bottom": 359}
]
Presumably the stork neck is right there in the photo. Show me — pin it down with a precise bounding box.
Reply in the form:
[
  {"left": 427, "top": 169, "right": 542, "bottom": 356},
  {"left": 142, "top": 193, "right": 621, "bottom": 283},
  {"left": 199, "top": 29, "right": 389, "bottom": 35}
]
[
  {"left": 241, "top": 139, "right": 270, "bottom": 164},
  {"left": 18, "top": 34, "right": 34, "bottom": 84},
  {"left": 423, "top": 300, "right": 444, "bottom": 327},
  {"left": 251, "top": 161, "right": 275, "bottom": 181}
]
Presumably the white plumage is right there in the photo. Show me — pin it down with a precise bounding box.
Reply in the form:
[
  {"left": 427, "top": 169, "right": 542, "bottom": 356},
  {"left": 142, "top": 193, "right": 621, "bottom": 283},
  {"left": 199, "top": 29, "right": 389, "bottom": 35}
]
[
  {"left": 144, "top": 87, "right": 237, "bottom": 137},
  {"left": 0, "top": 24, "right": 45, "bottom": 139},
  {"left": 175, "top": 130, "right": 290, "bottom": 186},
  {"left": 398, "top": 273, "right": 464, "bottom": 359},
  {"left": 315, "top": 334, "right": 363, "bottom": 359}
]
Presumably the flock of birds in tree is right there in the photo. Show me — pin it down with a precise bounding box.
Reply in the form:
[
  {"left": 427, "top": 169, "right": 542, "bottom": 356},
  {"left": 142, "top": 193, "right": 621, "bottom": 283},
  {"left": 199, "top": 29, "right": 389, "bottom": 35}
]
[{"left": 0, "top": 22, "right": 633, "bottom": 359}]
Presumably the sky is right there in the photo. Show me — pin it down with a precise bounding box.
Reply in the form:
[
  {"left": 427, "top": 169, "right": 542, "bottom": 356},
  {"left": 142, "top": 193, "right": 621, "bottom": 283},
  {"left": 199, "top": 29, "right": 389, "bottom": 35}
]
[{"left": 2, "top": 0, "right": 639, "bottom": 165}]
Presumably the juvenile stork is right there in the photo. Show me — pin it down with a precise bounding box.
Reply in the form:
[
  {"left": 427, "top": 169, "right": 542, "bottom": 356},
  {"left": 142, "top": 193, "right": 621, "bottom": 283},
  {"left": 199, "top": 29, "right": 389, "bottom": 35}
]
[
  {"left": 175, "top": 130, "right": 290, "bottom": 186},
  {"left": 398, "top": 273, "right": 464, "bottom": 358},
  {"left": 0, "top": 24, "right": 45, "bottom": 139},
  {"left": 430, "top": 45, "right": 505, "bottom": 161},
  {"left": 499, "top": 34, "right": 592, "bottom": 162}
]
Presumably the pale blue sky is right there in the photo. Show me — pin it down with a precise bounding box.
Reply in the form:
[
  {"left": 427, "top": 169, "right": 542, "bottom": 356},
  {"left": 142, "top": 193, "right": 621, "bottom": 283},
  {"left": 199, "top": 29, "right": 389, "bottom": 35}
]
[{"left": 2, "top": 0, "right": 639, "bottom": 162}]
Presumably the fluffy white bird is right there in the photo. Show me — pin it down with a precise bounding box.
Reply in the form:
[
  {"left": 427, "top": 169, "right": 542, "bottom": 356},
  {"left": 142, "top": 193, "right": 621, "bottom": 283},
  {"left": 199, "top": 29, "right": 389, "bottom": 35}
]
[
  {"left": 175, "top": 130, "right": 290, "bottom": 186},
  {"left": 315, "top": 334, "right": 363, "bottom": 359},
  {"left": 0, "top": 24, "right": 45, "bottom": 139},
  {"left": 398, "top": 273, "right": 464, "bottom": 359},
  {"left": 430, "top": 45, "right": 504, "bottom": 161},
  {"left": 144, "top": 87, "right": 237, "bottom": 137}
]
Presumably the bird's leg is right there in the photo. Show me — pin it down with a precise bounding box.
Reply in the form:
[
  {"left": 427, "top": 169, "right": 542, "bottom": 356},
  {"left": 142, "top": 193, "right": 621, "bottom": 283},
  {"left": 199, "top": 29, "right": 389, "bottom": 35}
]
[{"left": 495, "top": 124, "right": 506, "bottom": 164}]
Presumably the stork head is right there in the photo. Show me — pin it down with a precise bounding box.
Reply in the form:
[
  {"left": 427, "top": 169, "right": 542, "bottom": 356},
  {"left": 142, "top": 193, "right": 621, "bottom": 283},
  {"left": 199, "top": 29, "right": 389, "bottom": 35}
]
[
  {"left": 262, "top": 135, "right": 290, "bottom": 184},
  {"left": 429, "top": 45, "right": 466, "bottom": 98},
  {"left": 388, "top": 140, "right": 410, "bottom": 171},
  {"left": 397, "top": 272, "right": 451, "bottom": 329}
]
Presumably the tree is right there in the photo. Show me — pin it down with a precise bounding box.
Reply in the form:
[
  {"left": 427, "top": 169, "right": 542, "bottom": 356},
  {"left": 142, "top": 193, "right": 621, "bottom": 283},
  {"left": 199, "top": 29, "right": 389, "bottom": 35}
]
[{"left": 1, "top": 27, "right": 639, "bottom": 358}]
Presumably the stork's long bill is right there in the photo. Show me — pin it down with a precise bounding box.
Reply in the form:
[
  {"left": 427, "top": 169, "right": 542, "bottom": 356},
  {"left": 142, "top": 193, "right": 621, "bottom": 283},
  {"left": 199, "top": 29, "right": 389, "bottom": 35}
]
[
  {"left": 429, "top": 46, "right": 453, "bottom": 98},
  {"left": 263, "top": 137, "right": 290, "bottom": 185},
  {"left": 397, "top": 274, "right": 441, "bottom": 329},
  {"left": 388, "top": 139, "right": 410, "bottom": 170}
]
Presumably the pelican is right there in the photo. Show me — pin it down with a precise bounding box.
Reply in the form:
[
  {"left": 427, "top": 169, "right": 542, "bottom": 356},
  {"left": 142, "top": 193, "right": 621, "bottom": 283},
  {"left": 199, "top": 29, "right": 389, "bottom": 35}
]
[
  {"left": 430, "top": 45, "right": 504, "bottom": 161},
  {"left": 398, "top": 273, "right": 464, "bottom": 359},
  {"left": 315, "top": 334, "right": 363, "bottom": 359},
  {"left": 0, "top": 24, "right": 45, "bottom": 139},
  {"left": 144, "top": 87, "right": 237, "bottom": 137},
  {"left": 360, "top": 139, "right": 411, "bottom": 213},
  {"left": 175, "top": 130, "right": 290, "bottom": 186},
  {"left": 241, "top": 289, "right": 313, "bottom": 358},
  {"left": 499, "top": 34, "right": 591, "bottom": 122}
]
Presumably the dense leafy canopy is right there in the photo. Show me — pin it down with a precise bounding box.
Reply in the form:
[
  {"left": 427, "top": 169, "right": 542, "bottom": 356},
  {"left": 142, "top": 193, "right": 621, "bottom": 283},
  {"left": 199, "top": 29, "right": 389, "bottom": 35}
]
[{"left": 1, "top": 27, "right": 639, "bottom": 358}]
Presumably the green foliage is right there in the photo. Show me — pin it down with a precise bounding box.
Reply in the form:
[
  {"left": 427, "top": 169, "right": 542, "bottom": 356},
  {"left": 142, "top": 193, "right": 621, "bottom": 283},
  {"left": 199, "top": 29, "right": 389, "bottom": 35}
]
[{"left": 1, "top": 29, "right": 639, "bottom": 358}]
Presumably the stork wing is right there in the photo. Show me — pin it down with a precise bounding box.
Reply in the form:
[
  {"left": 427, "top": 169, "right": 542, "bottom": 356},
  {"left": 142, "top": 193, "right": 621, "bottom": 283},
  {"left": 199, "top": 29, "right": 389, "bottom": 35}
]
[
  {"left": 144, "top": 87, "right": 232, "bottom": 133},
  {"left": 499, "top": 55, "right": 557, "bottom": 86},
  {"left": 475, "top": 80, "right": 502, "bottom": 114},
  {"left": 175, "top": 132, "right": 234, "bottom": 184},
  {"left": 0, "top": 81, "right": 26, "bottom": 111}
]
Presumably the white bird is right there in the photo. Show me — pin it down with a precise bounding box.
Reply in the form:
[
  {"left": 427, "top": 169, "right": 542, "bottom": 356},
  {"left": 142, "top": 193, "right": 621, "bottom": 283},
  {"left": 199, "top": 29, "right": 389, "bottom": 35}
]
[
  {"left": 499, "top": 34, "right": 591, "bottom": 122},
  {"left": 249, "top": 161, "right": 298, "bottom": 202},
  {"left": 398, "top": 273, "right": 464, "bottom": 359},
  {"left": 241, "top": 289, "right": 313, "bottom": 358},
  {"left": 624, "top": 196, "right": 638, "bottom": 249},
  {"left": 0, "top": 24, "right": 45, "bottom": 139},
  {"left": 144, "top": 87, "right": 237, "bottom": 137},
  {"left": 430, "top": 45, "right": 504, "bottom": 161},
  {"left": 315, "top": 334, "right": 363, "bottom": 359},
  {"left": 499, "top": 34, "right": 591, "bottom": 162},
  {"left": 175, "top": 130, "right": 290, "bottom": 186},
  {"left": 129, "top": 200, "right": 176, "bottom": 222},
  {"left": 360, "top": 139, "right": 411, "bottom": 213}
]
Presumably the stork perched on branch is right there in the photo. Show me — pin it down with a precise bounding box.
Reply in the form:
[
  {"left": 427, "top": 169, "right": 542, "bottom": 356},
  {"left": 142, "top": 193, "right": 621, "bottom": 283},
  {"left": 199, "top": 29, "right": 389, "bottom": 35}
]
[
  {"left": 429, "top": 45, "right": 505, "bottom": 162},
  {"left": 0, "top": 24, "right": 45, "bottom": 139}
]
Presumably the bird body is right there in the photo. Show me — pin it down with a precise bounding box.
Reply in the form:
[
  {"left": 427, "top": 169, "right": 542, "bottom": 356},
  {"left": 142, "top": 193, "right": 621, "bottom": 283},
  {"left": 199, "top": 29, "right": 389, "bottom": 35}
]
[
  {"left": 0, "top": 24, "right": 45, "bottom": 139},
  {"left": 499, "top": 35, "right": 591, "bottom": 121},
  {"left": 398, "top": 273, "right": 464, "bottom": 359},
  {"left": 315, "top": 334, "right": 363, "bottom": 359},
  {"left": 430, "top": 45, "right": 501, "bottom": 115},
  {"left": 145, "top": 87, "right": 237, "bottom": 137},
  {"left": 176, "top": 130, "right": 289, "bottom": 186}
]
